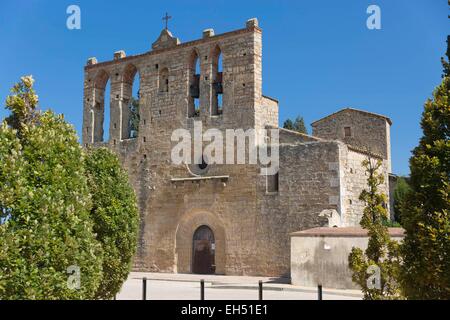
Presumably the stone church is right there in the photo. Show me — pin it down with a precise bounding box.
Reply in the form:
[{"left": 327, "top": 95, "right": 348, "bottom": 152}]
[{"left": 82, "top": 18, "right": 393, "bottom": 277}]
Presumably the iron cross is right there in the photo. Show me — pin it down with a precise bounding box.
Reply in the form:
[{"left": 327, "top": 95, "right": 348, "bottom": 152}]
[{"left": 162, "top": 12, "right": 172, "bottom": 30}]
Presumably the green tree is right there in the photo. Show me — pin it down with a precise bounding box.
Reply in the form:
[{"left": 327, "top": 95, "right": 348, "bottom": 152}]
[
  {"left": 4, "top": 75, "right": 39, "bottom": 135},
  {"left": 283, "top": 116, "right": 308, "bottom": 134},
  {"left": 0, "top": 76, "right": 103, "bottom": 299},
  {"left": 348, "top": 158, "right": 402, "bottom": 300},
  {"left": 282, "top": 119, "right": 294, "bottom": 130},
  {"left": 392, "top": 177, "right": 411, "bottom": 223},
  {"left": 85, "top": 147, "right": 139, "bottom": 299},
  {"left": 399, "top": 36, "right": 450, "bottom": 300},
  {"left": 293, "top": 116, "right": 308, "bottom": 134}
]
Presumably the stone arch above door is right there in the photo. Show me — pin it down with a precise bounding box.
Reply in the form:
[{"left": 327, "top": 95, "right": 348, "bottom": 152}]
[{"left": 175, "top": 210, "right": 226, "bottom": 274}]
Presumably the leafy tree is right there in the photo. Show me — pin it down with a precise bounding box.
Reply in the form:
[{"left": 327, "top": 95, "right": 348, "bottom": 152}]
[
  {"left": 0, "top": 76, "right": 103, "bottom": 299},
  {"left": 283, "top": 116, "right": 308, "bottom": 134},
  {"left": 85, "top": 147, "right": 139, "bottom": 299},
  {"left": 392, "top": 176, "right": 412, "bottom": 223},
  {"left": 348, "top": 158, "right": 402, "bottom": 300},
  {"left": 399, "top": 36, "right": 450, "bottom": 300},
  {"left": 4, "top": 75, "right": 39, "bottom": 135}
]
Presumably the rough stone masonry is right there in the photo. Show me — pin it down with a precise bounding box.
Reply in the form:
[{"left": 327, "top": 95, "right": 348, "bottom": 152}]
[{"left": 82, "top": 18, "right": 394, "bottom": 277}]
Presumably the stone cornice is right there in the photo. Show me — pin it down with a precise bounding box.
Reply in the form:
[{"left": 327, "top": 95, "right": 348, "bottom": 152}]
[{"left": 84, "top": 26, "right": 261, "bottom": 71}]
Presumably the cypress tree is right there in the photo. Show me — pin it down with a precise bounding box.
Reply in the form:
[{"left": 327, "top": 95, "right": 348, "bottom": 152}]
[{"left": 399, "top": 36, "right": 450, "bottom": 299}]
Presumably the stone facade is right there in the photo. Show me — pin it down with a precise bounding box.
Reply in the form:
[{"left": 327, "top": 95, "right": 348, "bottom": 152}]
[
  {"left": 290, "top": 227, "right": 404, "bottom": 289},
  {"left": 82, "top": 19, "right": 393, "bottom": 277}
]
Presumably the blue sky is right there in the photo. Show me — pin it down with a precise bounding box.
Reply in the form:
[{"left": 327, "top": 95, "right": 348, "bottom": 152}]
[{"left": 0, "top": 0, "right": 448, "bottom": 175}]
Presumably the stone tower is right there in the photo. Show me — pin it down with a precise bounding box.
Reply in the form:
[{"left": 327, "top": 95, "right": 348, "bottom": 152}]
[
  {"left": 82, "top": 18, "right": 283, "bottom": 275},
  {"left": 82, "top": 18, "right": 275, "bottom": 148}
]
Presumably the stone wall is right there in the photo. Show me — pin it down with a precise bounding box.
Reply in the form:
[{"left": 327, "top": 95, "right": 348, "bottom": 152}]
[
  {"left": 258, "top": 96, "right": 279, "bottom": 128},
  {"left": 311, "top": 108, "right": 392, "bottom": 173},
  {"left": 339, "top": 145, "right": 391, "bottom": 226},
  {"left": 278, "top": 127, "right": 323, "bottom": 144},
  {"left": 290, "top": 227, "right": 404, "bottom": 289},
  {"left": 255, "top": 141, "right": 342, "bottom": 276}
]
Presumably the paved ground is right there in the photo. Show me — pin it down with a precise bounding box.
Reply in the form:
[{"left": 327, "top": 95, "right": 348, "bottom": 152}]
[{"left": 116, "top": 272, "right": 362, "bottom": 300}]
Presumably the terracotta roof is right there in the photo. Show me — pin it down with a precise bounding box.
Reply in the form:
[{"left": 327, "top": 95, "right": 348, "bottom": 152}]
[
  {"left": 290, "top": 227, "right": 404, "bottom": 237},
  {"left": 311, "top": 108, "right": 392, "bottom": 126}
]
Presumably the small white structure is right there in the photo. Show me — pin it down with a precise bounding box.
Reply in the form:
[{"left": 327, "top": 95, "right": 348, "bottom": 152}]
[{"left": 290, "top": 227, "right": 404, "bottom": 290}]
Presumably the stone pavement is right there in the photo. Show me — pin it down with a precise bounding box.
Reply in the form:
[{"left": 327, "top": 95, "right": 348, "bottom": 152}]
[{"left": 116, "top": 272, "right": 363, "bottom": 300}]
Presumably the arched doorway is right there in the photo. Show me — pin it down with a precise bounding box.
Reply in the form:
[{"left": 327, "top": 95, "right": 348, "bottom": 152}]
[
  {"left": 192, "top": 225, "right": 215, "bottom": 274},
  {"left": 175, "top": 210, "right": 226, "bottom": 274}
]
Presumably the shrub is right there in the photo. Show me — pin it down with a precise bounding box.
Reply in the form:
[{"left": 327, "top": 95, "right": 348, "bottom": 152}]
[
  {"left": 85, "top": 147, "right": 139, "bottom": 299},
  {"left": 0, "top": 76, "right": 103, "bottom": 299}
]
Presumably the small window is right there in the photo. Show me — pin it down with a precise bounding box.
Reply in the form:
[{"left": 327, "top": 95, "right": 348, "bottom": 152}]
[
  {"left": 344, "top": 126, "right": 352, "bottom": 137},
  {"left": 266, "top": 172, "right": 279, "bottom": 193},
  {"left": 159, "top": 68, "right": 169, "bottom": 93}
]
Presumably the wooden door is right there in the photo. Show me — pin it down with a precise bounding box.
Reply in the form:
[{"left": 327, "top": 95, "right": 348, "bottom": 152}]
[{"left": 192, "top": 226, "right": 215, "bottom": 274}]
